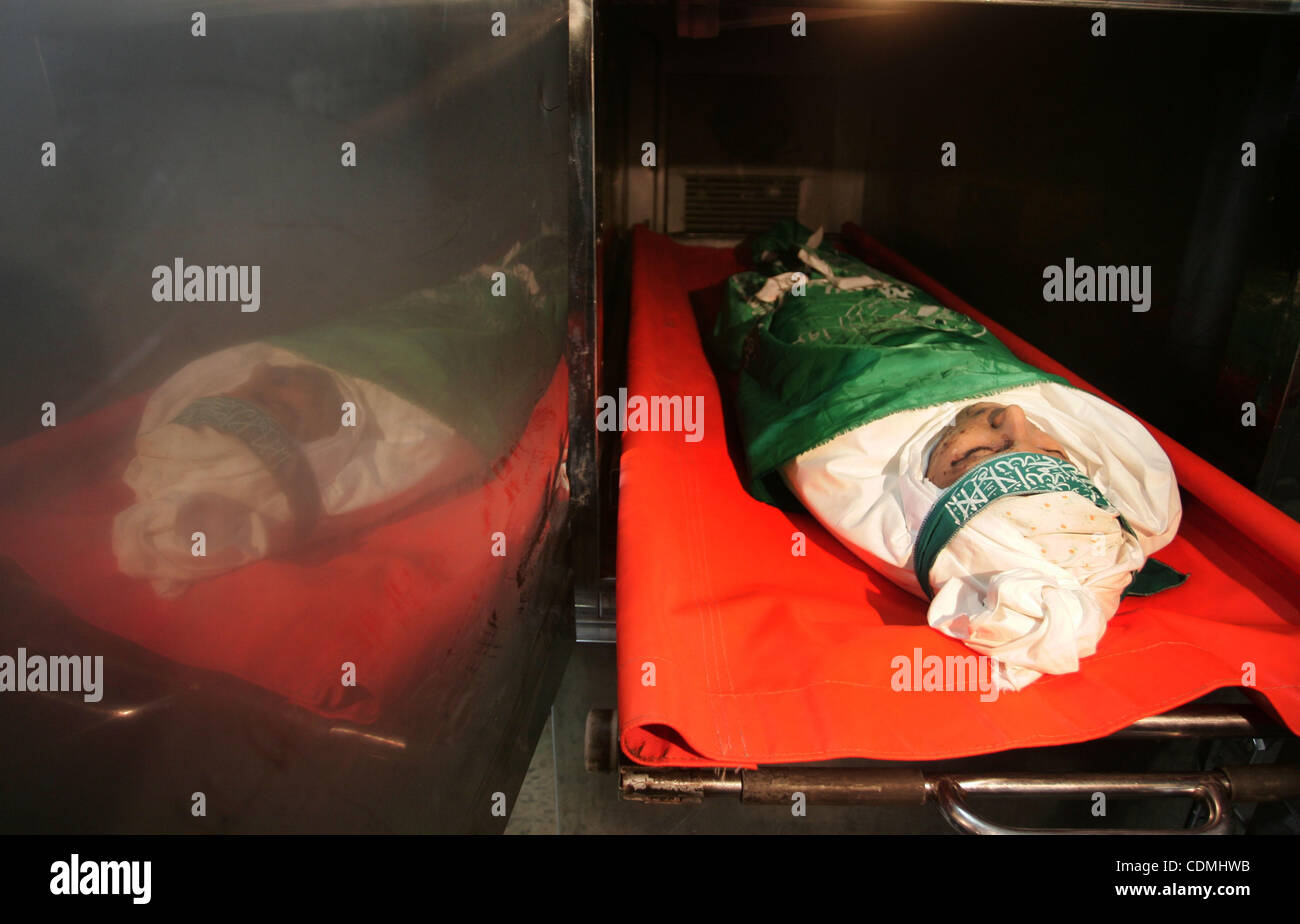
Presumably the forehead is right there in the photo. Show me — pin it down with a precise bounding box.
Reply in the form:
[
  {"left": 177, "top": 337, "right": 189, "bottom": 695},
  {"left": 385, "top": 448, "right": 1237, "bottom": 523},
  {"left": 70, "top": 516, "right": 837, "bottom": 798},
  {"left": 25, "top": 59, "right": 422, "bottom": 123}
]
[
  {"left": 939, "top": 402, "right": 995, "bottom": 432},
  {"left": 260, "top": 365, "right": 321, "bottom": 387}
]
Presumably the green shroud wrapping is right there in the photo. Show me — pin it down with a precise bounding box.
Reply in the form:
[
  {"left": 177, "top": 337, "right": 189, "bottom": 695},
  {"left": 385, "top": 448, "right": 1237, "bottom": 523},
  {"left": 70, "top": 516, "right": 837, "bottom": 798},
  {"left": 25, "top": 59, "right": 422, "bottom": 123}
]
[
  {"left": 708, "top": 221, "right": 1070, "bottom": 508},
  {"left": 267, "top": 234, "right": 567, "bottom": 465}
]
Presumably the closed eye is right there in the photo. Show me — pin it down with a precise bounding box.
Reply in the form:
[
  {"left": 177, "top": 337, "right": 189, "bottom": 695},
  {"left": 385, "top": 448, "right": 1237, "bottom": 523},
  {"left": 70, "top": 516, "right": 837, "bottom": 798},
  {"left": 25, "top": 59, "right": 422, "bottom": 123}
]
[{"left": 959, "top": 437, "right": 1013, "bottom": 463}]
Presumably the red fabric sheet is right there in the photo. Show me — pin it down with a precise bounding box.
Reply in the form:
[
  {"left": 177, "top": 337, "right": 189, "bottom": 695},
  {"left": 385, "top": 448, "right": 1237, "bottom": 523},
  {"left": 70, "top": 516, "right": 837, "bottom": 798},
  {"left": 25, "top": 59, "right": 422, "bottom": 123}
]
[
  {"left": 0, "top": 363, "right": 567, "bottom": 724},
  {"left": 617, "top": 225, "right": 1300, "bottom": 766}
]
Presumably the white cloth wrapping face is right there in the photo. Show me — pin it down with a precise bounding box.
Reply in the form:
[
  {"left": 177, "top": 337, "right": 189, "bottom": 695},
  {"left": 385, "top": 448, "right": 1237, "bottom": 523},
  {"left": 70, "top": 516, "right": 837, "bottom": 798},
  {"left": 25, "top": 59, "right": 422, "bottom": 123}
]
[
  {"left": 112, "top": 343, "right": 478, "bottom": 596},
  {"left": 781, "top": 382, "right": 1182, "bottom": 691}
]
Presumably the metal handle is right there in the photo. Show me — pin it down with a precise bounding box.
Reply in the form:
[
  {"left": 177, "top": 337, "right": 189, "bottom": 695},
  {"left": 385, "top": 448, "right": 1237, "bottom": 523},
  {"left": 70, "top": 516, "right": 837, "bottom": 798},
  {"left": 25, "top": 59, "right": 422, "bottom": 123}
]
[{"left": 934, "top": 776, "right": 1233, "bottom": 835}]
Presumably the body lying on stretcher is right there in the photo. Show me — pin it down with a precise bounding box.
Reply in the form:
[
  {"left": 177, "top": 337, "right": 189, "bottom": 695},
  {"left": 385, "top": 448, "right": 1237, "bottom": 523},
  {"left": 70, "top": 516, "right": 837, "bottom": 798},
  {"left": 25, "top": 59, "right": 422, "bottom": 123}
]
[
  {"left": 709, "top": 221, "right": 1186, "bottom": 692},
  {"left": 114, "top": 235, "right": 565, "bottom": 597}
]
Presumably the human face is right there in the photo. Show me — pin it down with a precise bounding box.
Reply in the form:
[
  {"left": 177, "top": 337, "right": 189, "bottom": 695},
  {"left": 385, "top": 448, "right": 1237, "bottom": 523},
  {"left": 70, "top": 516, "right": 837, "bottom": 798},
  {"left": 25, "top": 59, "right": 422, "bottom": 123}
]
[
  {"left": 224, "top": 363, "right": 343, "bottom": 443},
  {"left": 925, "top": 402, "right": 1070, "bottom": 488}
]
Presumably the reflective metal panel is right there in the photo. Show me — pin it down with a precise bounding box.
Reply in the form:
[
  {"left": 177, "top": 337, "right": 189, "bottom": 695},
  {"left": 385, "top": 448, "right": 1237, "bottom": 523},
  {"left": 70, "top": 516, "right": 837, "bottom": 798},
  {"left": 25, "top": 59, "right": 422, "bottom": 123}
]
[{"left": 0, "top": 0, "right": 573, "bottom": 832}]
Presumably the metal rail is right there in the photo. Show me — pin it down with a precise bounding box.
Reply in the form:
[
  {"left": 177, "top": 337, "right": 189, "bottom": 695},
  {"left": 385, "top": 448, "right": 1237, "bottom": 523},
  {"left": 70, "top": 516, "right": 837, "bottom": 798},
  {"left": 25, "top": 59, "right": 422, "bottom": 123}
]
[
  {"left": 567, "top": 0, "right": 603, "bottom": 645},
  {"left": 616, "top": 764, "right": 1299, "bottom": 834},
  {"left": 592, "top": 704, "right": 1300, "bottom": 833},
  {"left": 1112, "top": 703, "right": 1285, "bottom": 738}
]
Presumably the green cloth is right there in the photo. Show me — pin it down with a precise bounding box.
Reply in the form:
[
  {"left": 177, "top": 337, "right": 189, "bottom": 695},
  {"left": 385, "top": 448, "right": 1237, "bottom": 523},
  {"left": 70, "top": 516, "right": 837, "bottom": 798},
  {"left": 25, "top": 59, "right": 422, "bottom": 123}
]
[
  {"left": 1124, "top": 558, "right": 1189, "bottom": 597},
  {"left": 707, "top": 221, "right": 1071, "bottom": 508},
  {"left": 267, "top": 235, "right": 566, "bottom": 463},
  {"left": 709, "top": 221, "right": 1186, "bottom": 600}
]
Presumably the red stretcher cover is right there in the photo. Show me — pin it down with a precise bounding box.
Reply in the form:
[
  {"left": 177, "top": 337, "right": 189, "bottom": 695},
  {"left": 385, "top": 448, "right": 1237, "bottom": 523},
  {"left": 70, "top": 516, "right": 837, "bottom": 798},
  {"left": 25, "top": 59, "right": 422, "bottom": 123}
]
[
  {"left": 0, "top": 363, "right": 567, "bottom": 724},
  {"left": 617, "top": 224, "right": 1300, "bottom": 766}
]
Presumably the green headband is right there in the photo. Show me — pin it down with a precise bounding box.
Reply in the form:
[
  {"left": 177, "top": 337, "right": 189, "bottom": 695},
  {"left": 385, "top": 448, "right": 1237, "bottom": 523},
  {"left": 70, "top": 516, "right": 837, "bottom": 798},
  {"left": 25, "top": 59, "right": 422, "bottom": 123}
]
[
  {"left": 912, "top": 451, "right": 1185, "bottom": 599},
  {"left": 172, "top": 395, "right": 322, "bottom": 541}
]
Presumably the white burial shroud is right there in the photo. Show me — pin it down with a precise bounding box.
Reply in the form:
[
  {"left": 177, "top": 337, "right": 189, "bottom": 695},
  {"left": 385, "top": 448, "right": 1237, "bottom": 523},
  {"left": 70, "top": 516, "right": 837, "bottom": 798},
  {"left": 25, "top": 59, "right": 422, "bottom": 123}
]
[
  {"left": 781, "top": 382, "right": 1182, "bottom": 691},
  {"left": 112, "top": 342, "right": 475, "bottom": 596}
]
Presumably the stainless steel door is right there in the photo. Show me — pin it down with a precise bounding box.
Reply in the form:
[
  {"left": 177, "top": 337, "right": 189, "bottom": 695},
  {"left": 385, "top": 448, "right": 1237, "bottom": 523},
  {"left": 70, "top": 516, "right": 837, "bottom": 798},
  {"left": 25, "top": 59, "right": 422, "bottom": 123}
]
[{"left": 0, "top": 0, "right": 576, "bottom": 833}]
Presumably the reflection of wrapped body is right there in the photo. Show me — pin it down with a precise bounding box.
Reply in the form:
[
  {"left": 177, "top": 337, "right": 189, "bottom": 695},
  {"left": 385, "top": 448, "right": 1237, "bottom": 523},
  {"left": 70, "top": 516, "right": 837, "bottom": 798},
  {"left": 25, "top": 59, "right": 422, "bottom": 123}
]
[
  {"left": 710, "top": 222, "right": 1183, "bottom": 691},
  {"left": 113, "top": 236, "right": 565, "bottom": 596}
]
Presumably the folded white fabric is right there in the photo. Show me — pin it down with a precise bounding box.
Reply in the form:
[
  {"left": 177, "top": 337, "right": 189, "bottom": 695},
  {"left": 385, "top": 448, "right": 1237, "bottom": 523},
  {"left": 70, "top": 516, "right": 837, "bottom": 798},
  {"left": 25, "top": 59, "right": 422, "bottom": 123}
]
[{"left": 781, "top": 382, "right": 1181, "bottom": 690}]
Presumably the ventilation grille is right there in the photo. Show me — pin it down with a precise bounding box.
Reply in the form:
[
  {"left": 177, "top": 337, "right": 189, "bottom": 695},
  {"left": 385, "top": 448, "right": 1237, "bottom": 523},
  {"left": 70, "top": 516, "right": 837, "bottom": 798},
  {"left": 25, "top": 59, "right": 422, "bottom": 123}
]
[{"left": 682, "top": 173, "right": 800, "bottom": 234}]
